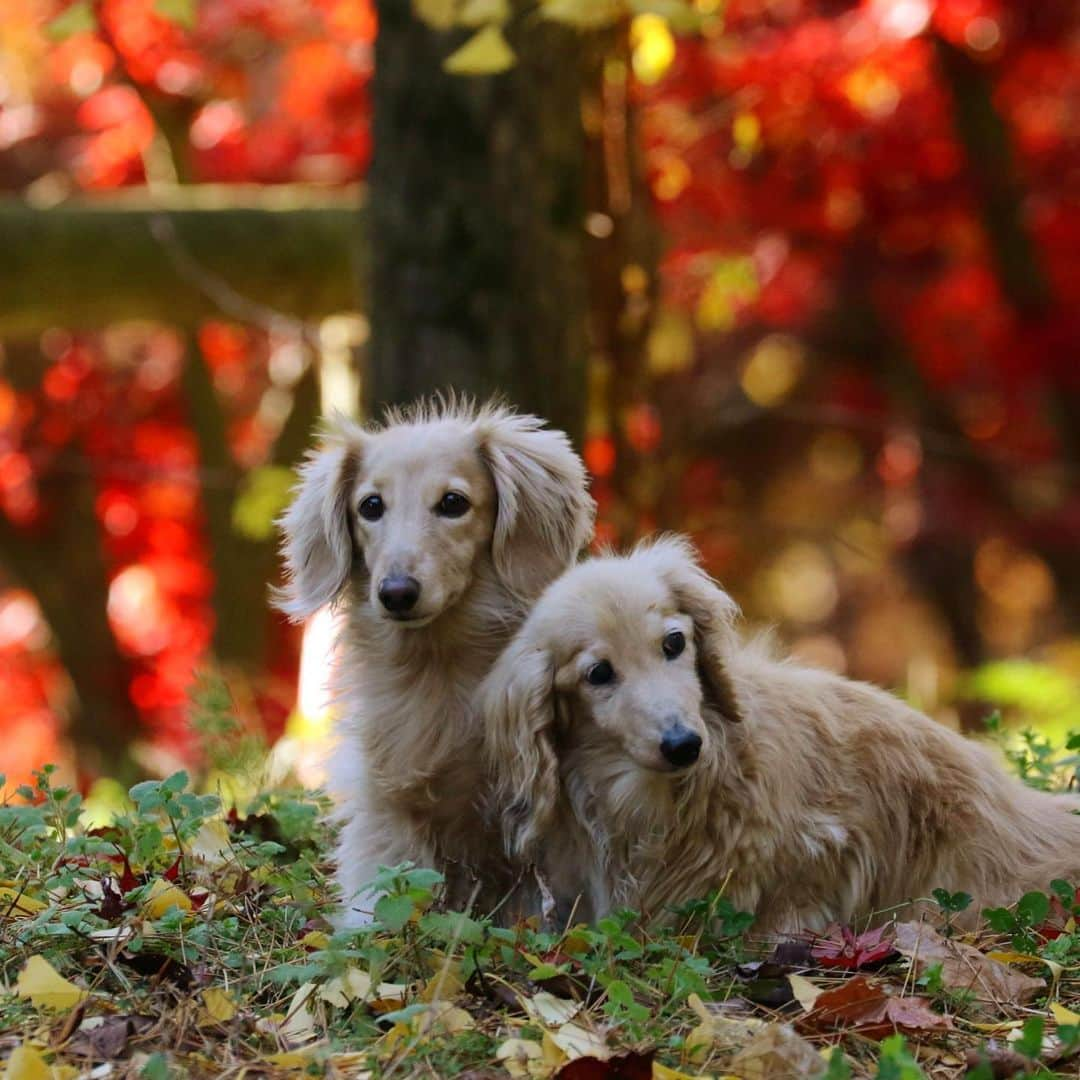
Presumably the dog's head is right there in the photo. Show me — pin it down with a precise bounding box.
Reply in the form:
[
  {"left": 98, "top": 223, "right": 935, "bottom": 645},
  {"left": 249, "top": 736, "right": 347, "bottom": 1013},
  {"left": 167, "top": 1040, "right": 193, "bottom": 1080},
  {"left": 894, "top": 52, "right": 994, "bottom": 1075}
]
[
  {"left": 274, "top": 399, "right": 594, "bottom": 626},
  {"left": 481, "top": 536, "right": 742, "bottom": 855}
]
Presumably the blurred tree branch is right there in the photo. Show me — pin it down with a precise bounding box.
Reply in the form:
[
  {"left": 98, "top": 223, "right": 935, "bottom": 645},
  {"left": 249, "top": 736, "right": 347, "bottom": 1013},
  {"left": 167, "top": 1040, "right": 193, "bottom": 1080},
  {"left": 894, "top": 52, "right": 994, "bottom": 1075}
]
[{"left": 0, "top": 189, "right": 363, "bottom": 338}]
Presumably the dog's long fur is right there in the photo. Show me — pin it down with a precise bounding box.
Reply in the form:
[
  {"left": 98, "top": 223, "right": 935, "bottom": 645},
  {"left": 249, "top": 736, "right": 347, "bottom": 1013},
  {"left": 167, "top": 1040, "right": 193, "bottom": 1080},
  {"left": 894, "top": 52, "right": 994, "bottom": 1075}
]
[
  {"left": 276, "top": 399, "right": 594, "bottom": 925},
  {"left": 481, "top": 537, "right": 1080, "bottom": 933}
]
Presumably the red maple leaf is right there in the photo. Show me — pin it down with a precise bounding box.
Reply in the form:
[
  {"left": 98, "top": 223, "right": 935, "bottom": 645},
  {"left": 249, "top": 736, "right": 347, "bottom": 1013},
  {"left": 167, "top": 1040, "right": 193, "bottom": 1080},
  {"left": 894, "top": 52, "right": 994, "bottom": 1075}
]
[{"left": 810, "top": 924, "right": 897, "bottom": 969}]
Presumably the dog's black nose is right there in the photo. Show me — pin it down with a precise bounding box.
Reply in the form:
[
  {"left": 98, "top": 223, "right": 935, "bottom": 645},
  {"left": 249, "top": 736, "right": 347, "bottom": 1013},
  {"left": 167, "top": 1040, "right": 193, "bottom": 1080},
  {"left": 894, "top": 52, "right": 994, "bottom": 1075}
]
[
  {"left": 660, "top": 726, "right": 702, "bottom": 768},
  {"left": 378, "top": 575, "right": 421, "bottom": 614}
]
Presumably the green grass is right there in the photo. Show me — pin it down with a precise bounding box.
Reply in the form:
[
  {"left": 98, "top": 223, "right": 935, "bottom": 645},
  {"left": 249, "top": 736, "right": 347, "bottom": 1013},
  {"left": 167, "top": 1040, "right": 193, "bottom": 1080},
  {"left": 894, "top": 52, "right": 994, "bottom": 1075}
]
[{"left": 1, "top": 733, "right": 1080, "bottom": 1079}]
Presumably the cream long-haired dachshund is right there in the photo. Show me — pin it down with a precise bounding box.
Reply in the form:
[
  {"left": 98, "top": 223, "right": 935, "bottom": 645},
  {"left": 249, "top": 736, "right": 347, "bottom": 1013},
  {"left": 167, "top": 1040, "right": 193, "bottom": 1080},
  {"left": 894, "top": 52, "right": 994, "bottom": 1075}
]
[
  {"left": 481, "top": 537, "right": 1080, "bottom": 933},
  {"left": 276, "top": 399, "right": 594, "bottom": 926}
]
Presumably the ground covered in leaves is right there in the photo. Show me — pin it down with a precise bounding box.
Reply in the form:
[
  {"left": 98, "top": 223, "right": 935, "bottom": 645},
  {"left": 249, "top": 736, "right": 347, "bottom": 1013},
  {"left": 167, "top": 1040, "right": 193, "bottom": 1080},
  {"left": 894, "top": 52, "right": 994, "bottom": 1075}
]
[{"left": 2, "top": 746, "right": 1080, "bottom": 1080}]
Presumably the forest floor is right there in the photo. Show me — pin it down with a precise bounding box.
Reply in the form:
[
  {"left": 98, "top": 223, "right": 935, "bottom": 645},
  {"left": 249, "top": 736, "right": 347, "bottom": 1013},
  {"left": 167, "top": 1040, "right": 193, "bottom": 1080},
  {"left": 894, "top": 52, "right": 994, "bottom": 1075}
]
[{"left": 1, "top": 755, "right": 1080, "bottom": 1080}]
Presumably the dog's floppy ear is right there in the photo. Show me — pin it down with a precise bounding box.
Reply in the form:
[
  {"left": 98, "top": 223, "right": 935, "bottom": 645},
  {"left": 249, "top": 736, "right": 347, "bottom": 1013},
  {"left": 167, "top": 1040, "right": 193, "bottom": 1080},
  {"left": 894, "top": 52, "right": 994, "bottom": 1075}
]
[
  {"left": 273, "top": 430, "right": 363, "bottom": 621},
  {"left": 474, "top": 407, "right": 595, "bottom": 598},
  {"left": 481, "top": 633, "right": 560, "bottom": 859},
  {"left": 650, "top": 536, "right": 742, "bottom": 723}
]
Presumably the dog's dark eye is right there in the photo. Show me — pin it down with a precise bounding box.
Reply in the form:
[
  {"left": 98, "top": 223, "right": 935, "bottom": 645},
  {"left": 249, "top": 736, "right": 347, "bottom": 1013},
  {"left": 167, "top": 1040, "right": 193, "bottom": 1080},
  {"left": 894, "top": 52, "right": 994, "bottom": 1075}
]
[
  {"left": 358, "top": 494, "right": 384, "bottom": 522},
  {"left": 436, "top": 491, "right": 470, "bottom": 518},
  {"left": 662, "top": 631, "right": 686, "bottom": 660},
  {"left": 586, "top": 660, "right": 615, "bottom": 687}
]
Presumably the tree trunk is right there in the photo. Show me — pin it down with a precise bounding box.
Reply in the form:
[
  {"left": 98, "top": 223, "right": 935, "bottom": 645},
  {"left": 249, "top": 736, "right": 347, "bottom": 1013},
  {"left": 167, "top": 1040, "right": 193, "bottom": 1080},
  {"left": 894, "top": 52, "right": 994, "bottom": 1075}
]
[
  {"left": 366, "top": 1, "right": 590, "bottom": 441},
  {"left": 180, "top": 343, "right": 320, "bottom": 672}
]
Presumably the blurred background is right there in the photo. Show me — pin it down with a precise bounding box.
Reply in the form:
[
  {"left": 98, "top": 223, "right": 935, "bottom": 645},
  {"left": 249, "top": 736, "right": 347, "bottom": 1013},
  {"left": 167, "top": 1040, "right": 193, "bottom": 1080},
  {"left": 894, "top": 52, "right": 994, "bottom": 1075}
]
[{"left": 0, "top": 0, "right": 1077, "bottom": 793}]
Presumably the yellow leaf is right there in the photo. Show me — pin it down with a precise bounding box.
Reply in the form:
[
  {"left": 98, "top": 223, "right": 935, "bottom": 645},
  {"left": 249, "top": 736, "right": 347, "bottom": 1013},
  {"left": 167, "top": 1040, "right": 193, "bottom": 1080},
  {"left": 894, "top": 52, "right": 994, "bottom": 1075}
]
[
  {"left": 683, "top": 993, "right": 713, "bottom": 1063},
  {"left": 200, "top": 987, "right": 237, "bottom": 1023},
  {"left": 0, "top": 888, "right": 46, "bottom": 917},
  {"left": 647, "top": 310, "right": 694, "bottom": 375},
  {"left": 412, "top": 0, "right": 459, "bottom": 29},
  {"left": 264, "top": 1050, "right": 315, "bottom": 1069},
  {"left": 497, "top": 1038, "right": 544, "bottom": 1078},
  {"left": 15, "top": 956, "right": 88, "bottom": 1011},
  {"left": 2, "top": 1046, "right": 50, "bottom": 1080},
  {"left": 987, "top": 950, "right": 1064, "bottom": 981},
  {"left": 957, "top": 1018, "right": 1025, "bottom": 1034},
  {"left": 443, "top": 25, "right": 516, "bottom": 76},
  {"left": 186, "top": 819, "right": 232, "bottom": 867},
  {"left": 654, "top": 1065, "right": 736, "bottom": 1080},
  {"left": 459, "top": 0, "right": 509, "bottom": 24},
  {"left": 419, "top": 966, "right": 464, "bottom": 1003},
  {"left": 299, "top": 930, "right": 331, "bottom": 950},
  {"left": 787, "top": 973, "right": 824, "bottom": 1012},
  {"left": 684, "top": 1020, "right": 712, "bottom": 1064},
  {"left": 419, "top": 1001, "right": 475, "bottom": 1035},
  {"left": 1052, "top": 1001, "right": 1080, "bottom": 1025},
  {"left": 630, "top": 13, "right": 675, "bottom": 85},
  {"left": 141, "top": 878, "right": 192, "bottom": 919}
]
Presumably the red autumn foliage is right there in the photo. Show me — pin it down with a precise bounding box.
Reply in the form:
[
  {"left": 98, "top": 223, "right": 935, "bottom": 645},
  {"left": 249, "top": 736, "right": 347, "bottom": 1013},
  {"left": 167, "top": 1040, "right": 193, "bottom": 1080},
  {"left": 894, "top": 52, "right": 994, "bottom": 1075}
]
[
  {"left": 810, "top": 924, "right": 899, "bottom": 969},
  {"left": 0, "top": 0, "right": 1077, "bottom": 781}
]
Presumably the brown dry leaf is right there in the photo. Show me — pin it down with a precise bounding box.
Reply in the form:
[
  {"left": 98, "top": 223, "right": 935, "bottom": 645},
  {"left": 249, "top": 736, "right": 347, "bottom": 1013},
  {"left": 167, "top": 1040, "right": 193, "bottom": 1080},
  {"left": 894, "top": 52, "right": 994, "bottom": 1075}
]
[
  {"left": 729, "top": 1023, "right": 827, "bottom": 1080},
  {"left": 67, "top": 1015, "right": 154, "bottom": 1060},
  {"left": 798, "top": 974, "right": 952, "bottom": 1040},
  {"left": 895, "top": 921, "right": 1045, "bottom": 1004},
  {"left": 14, "top": 956, "right": 88, "bottom": 1012}
]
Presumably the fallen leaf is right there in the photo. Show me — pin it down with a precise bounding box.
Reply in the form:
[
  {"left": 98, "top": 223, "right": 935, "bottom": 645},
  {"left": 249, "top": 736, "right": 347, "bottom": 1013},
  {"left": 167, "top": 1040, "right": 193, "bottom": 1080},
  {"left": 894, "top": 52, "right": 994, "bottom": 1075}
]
[
  {"left": 186, "top": 819, "right": 232, "bottom": 866},
  {"left": 264, "top": 1049, "right": 315, "bottom": 1068},
  {"left": 67, "top": 1015, "right": 154, "bottom": 1060},
  {"left": 550, "top": 1022, "right": 609, "bottom": 1061},
  {"left": 524, "top": 991, "right": 583, "bottom": 1027},
  {"left": 200, "top": 987, "right": 237, "bottom": 1023},
  {"left": 787, "top": 974, "right": 824, "bottom": 1012},
  {"left": 497, "top": 1038, "right": 544, "bottom": 1078},
  {"left": 964, "top": 1040, "right": 1036, "bottom": 1078},
  {"left": 958, "top": 1018, "right": 1025, "bottom": 1034},
  {"left": 895, "top": 921, "right": 1044, "bottom": 1004},
  {"left": 556, "top": 1050, "right": 653, "bottom": 1078},
  {"left": 280, "top": 982, "right": 318, "bottom": 1045},
  {"left": 141, "top": 878, "right": 192, "bottom": 919},
  {"left": 15, "top": 956, "right": 88, "bottom": 1011},
  {"left": 419, "top": 965, "right": 465, "bottom": 1003},
  {"left": 729, "top": 1022, "right": 827, "bottom": 1080},
  {"left": 299, "top": 930, "right": 331, "bottom": 950},
  {"left": 1052, "top": 1002, "right": 1080, "bottom": 1026},
  {"left": 418, "top": 1000, "right": 475, "bottom": 1036},
  {"left": 798, "top": 974, "right": 952, "bottom": 1040},
  {"left": 653, "top": 1066, "right": 735, "bottom": 1080},
  {"left": 810, "top": 924, "right": 897, "bottom": 969},
  {"left": 0, "top": 887, "right": 46, "bottom": 917},
  {"left": 2, "top": 1045, "right": 50, "bottom": 1080}
]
